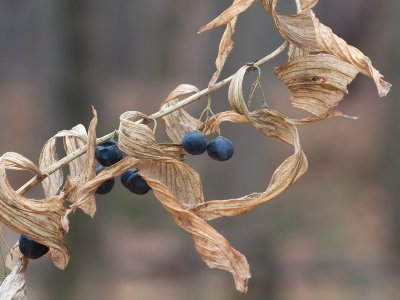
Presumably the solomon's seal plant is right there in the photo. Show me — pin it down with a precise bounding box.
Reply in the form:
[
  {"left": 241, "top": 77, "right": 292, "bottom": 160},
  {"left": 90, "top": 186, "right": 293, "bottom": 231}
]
[{"left": 0, "top": 0, "right": 391, "bottom": 297}]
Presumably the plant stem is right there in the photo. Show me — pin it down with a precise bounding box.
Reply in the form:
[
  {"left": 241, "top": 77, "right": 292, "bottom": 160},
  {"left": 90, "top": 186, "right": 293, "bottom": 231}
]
[{"left": 17, "top": 41, "right": 288, "bottom": 196}]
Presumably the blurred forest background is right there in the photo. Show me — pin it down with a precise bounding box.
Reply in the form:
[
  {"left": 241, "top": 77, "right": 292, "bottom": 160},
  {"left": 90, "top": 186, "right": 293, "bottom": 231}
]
[{"left": 0, "top": 1, "right": 399, "bottom": 299}]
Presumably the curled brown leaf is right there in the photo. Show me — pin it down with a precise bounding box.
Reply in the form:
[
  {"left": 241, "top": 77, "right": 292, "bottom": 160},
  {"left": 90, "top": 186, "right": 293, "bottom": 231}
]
[
  {"left": 119, "top": 111, "right": 204, "bottom": 207},
  {"left": 198, "top": 0, "right": 256, "bottom": 33},
  {"left": 275, "top": 53, "right": 359, "bottom": 115},
  {"left": 192, "top": 65, "right": 308, "bottom": 220},
  {"left": 64, "top": 108, "right": 98, "bottom": 217},
  {"left": 160, "top": 84, "right": 202, "bottom": 143},
  {"left": 116, "top": 111, "right": 251, "bottom": 291},
  {"left": 139, "top": 175, "right": 250, "bottom": 293},
  {"left": 0, "top": 153, "right": 68, "bottom": 270},
  {"left": 199, "top": 0, "right": 256, "bottom": 85},
  {"left": 264, "top": 0, "right": 391, "bottom": 98}
]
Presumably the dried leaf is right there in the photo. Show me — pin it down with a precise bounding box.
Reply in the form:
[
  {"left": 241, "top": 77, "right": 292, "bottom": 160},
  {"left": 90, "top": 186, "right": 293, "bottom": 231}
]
[
  {"left": 199, "top": 0, "right": 256, "bottom": 85},
  {"left": 287, "top": 44, "right": 309, "bottom": 61},
  {"left": 0, "top": 256, "right": 28, "bottom": 300},
  {"left": 38, "top": 124, "right": 87, "bottom": 199},
  {"left": 200, "top": 110, "right": 248, "bottom": 135},
  {"left": 39, "top": 136, "right": 63, "bottom": 198},
  {"left": 198, "top": 0, "right": 256, "bottom": 33},
  {"left": 62, "top": 124, "right": 88, "bottom": 179},
  {"left": 264, "top": 1, "right": 391, "bottom": 97},
  {"left": 65, "top": 108, "right": 98, "bottom": 217},
  {"left": 116, "top": 110, "right": 250, "bottom": 291},
  {"left": 5, "top": 243, "right": 20, "bottom": 271},
  {"left": 119, "top": 111, "right": 204, "bottom": 207},
  {"left": 160, "top": 84, "right": 202, "bottom": 143},
  {"left": 192, "top": 66, "right": 308, "bottom": 220},
  {"left": 137, "top": 175, "right": 250, "bottom": 293},
  {"left": 275, "top": 53, "right": 359, "bottom": 115},
  {"left": 261, "top": 0, "right": 318, "bottom": 14},
  {"left": 208, "top": 6, "right": 237, "bottom": 86},
  {"left": 0, "top": 153, "right": 68, "bottom": 269}
]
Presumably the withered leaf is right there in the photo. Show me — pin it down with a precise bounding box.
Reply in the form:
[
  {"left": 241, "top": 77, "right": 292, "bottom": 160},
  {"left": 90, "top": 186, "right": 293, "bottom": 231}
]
[
  {"left": 39, "top": 124, "right": 88, "bottom": 198},
  {"left": 64, "top": 108, "right": 98, "bottom": 217},
  {"left": 198, "top": 0, "right": 256, "bottom": 33},
  {"left": 275, "top": 53, "right": 359, "bottom": 115},
  {"left": 192, "top": 65, "right": 308, "bottom": 220},
  {"left": 62, "top": 124, "right": 88, "bottom": 179},
  {"left": 119, "top": 111, "right": 204, "bottom": 207},
  {"left": 208, "top": 17, "right": 237, "bottom": 86},
  {"left": 0, "top": 256, "right": 28, "bottom": 300},
  {"left": 264, "top": 1, "right": 391, "bottom": 98},
  {"left": 116, "top": 110, "right": 250, "bottom": 291},
  {"left": 199, "top": 0, "right": 256, "bottom": 85},
  {"left": 138, "top": 175, "right": 250, "bottom": 293},
  {"left": 0, "top": 153, "right": 68, "bottom": 270},
  {"left": 160, "top": 84, "right": 202, "bottom": 143}
]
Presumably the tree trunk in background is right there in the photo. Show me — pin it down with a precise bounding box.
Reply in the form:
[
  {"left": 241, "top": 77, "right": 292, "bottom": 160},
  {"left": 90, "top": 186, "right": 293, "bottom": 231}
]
[{"left": 48, "top": 2, "right": 102, "bottom": 299}]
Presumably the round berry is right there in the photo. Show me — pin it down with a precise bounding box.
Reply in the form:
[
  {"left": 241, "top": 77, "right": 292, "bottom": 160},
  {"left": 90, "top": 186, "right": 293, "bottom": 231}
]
[
  {"left": 126, "top": 172, "right": 151, "bottom": 195},
  {"left": 120, "top": 169, "right": 138, "bottom": 188},
  {"left": 182, "top": 130, "right": 207, "bottom": 155},
  {"left": 95, "top": 140, "right": 124, "bottom": 166},
  {"left": 206, "top": 136, "right": 234, "bottom": 161},
  {"left": 95, "top": 165, "right": 115, "bottom": 194},
  {"left": 19, "top": 235, "right": 49, "bottom": 259}
]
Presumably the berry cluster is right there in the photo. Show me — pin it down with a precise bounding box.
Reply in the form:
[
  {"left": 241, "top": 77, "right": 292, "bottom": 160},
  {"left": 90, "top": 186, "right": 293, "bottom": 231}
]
[
  {"left": 182, "top": 130, "right": 234, "bottom": 161},
  {"left": 18, "top": 139, "right": 151, "bottom": 260},
  {"left": 94, "top": 140, "right": 150, "bottom": 196}
]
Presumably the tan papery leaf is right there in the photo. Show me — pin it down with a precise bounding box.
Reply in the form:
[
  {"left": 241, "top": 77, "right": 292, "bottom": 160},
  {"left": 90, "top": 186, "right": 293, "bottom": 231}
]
[
  {"left": 62, "top": 124, "right": 88, "bottom": 179},
  {"left": 275, "top": 53, "right": 359, "bottom": 115},
  {"left": 208, "top": 2, "right": 238, "bottom": 86},
  {"left": 0, "top": 256, "right": 28, "bottom": 300},
  {"left": 5, "top": 243, "right": 20, "bottom": 271},
  {"left": 0, "top": 153, "right": 68, "bottom": 269},
  {"left": 199, "top": 0, "right": 256, "bottom": 85},
  {"left": 65, "top": 108, "right": 98, "bottom": 217},
  {"left": 160, "top": 84, "right": 202, "bottom": 143},
  {"left": 200, "top": 110, "right": 248, "bottom": 135},
  {"left": 191, "top": 66, "right": 308, "bottom": 220},
  {"left": 198, "top": 0, "right": 256, "bottom": 33},
  {"left": 118, "top": 111, "right": 204, "bottom": 206},
  {"left": 138, "top": 175, "right": 250, "bottom": 293},
  {"left": 39, "top": 124, "right": 88, "bottom": 198},
  {"left": 115, "top": 111, "right": 250, "bottom": 291},
  {"left": 261, "top": 0, "right": 318, "bottom": 13},
  {"left": 265, "top": 0, "right": 391, "bottom": 97},
  {"left": 287, "top": 44, "right": 309, "bottom": 61}
]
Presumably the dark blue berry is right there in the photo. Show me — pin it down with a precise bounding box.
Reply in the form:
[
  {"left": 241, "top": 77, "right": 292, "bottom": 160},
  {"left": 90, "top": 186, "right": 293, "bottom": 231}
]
[
  {"left": 95, "top": 165, "right": 115, "bottom": 194},
  {"left": 126, "top": 172, "right": 151, "bottom": 195},
  {"left": 120, "top": 169, "right": 138, "bottom": 188},
  {"left": 206, "top": 136, "right": 234, "bottom": 161},
  {"left": 95, "top": 140, "right": 124, "bottom": 166},
  {"left": 182, "top": 130, "right": 207, "bottom": 155},
  {"left": 19, "top": 235, "right": 49, "bottom": 259}
]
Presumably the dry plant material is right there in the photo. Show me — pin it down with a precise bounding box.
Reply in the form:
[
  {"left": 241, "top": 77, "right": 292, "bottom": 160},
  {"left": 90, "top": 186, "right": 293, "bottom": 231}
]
[
  {"left": 0, "top": 256, "right": 28, "bottom": 300},
  {"left": 0, "top": 0, "right": 391, "bottom": 297},
  {"left": 275, "top": 54, "right": 359, "bottom": 115}
]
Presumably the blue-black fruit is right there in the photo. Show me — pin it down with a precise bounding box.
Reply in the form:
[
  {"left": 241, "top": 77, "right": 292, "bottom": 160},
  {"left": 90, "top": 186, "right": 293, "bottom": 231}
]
[
  {"left": 206, "top": 136, "right": 234, "bottom": 161},
  {"left": 182, "top": 130, "right": 207, "bottom": 155},
  {"left": 95, "top": 140, "right": 124, "bottom": 166},
  {"left": 126, "top": 172, "right": 151, "bottom": 195},
  {"left": 95, "top": 165, "right": 115, "bottom": 194},
  {"left": 19, "top": 235, "right": 49, "bottom": 259},
  {"left": 120, "top": 169, "right": 138, "bottom": 188}
]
